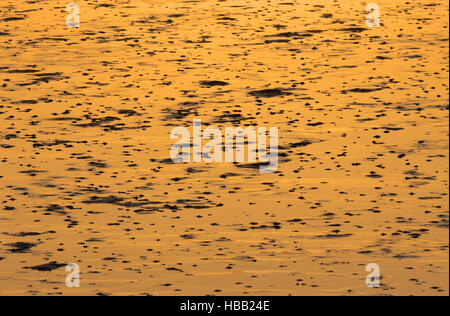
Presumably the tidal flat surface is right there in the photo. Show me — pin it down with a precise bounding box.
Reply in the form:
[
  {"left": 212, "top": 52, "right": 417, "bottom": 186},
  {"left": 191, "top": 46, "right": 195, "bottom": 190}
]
[{"left": 0, "top": 0, "right": 448, "bottom": 295}]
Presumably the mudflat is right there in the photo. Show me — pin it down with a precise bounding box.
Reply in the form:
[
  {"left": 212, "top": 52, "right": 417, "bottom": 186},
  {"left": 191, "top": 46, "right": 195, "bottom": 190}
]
[{"left": 0, "top": 0, "right": 448, "bottom": 296}]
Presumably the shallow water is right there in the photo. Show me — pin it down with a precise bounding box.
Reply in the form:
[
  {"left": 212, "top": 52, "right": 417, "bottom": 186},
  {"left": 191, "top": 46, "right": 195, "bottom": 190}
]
[{"left": 0, "top": 0, "right": 448, "bottom": 295}]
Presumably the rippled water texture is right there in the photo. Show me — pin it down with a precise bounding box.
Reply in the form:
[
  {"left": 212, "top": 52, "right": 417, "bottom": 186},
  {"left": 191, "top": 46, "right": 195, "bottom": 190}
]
[{"left": 0, "top": 0, "right": 448, "bottom": 295}]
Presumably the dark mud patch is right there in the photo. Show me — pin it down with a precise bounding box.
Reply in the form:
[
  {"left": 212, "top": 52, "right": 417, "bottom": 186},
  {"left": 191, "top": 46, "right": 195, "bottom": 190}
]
[
  {"left": 3, "top": 231, "right": 54, "bottom": 237},
  {"left": 249, "top": 88, "right": 292, "bottom": 98},
  {"left": 19, "top": 72, "right": 66, "bottom": 86},
  {"left": 289, "top": 141, "right": 313, "bottom": 148},
  {"left": 82, "top": 196, "right": 125, "bottom": 205},
  {"left": 41, "top": 204, "right": 67, "bottom": 215},
  {"left": 2, "top": 17, "right": 26, "bottom": 22},
  {"left": 89, "top": 161, "right": 108, "bottom": 168},
  {"left": 6, "top": 69, "right": 40, "bottom": 74},
  {"left": 32, "top": 140, "right": 74, "bottom": 148},
  {"left": 7, "top": 242, "right": 37, "bottom": 253},
  {"left": 234, "top": 162, "right": 271, "bottom": 169},
  {"left": 24, "top": 262, "right": 66, "bottom": 272},
  {"left": 250, "top": 223, "right": 282, "bottom": 230},
  {"left": 74, "top": 116, "right": 121, "bottom": 128},
  {"left": 343, "top": 87, "right": 387, "bottom": 93},
  {"left": 316, "top": 234, "right": 353, "bottom": 239},
  {"left": 339, "top": 27, "right": 368, "bottom": 33},
  {"left": 117, "top": 109, "right": 140, "bottom": 116},
  {"left": 213, "top": 113, "right": 255, "bottom": 124},
  {"left": 162, "top": 102, "right": 200, "bottom": 121},
  {"left": 200, "top": 80, "right": 229, "bottom": 87}
]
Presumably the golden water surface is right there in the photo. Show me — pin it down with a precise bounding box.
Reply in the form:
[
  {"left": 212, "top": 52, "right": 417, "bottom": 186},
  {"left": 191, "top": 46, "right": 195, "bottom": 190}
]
[{"left": 0, "top": 0, "right": 448, "bottom": 296}]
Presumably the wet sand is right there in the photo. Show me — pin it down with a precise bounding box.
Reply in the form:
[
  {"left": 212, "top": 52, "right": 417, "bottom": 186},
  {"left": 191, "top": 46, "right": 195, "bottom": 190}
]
[{"left": 0, "top": 0, "right": 448, "bottom": 296}]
